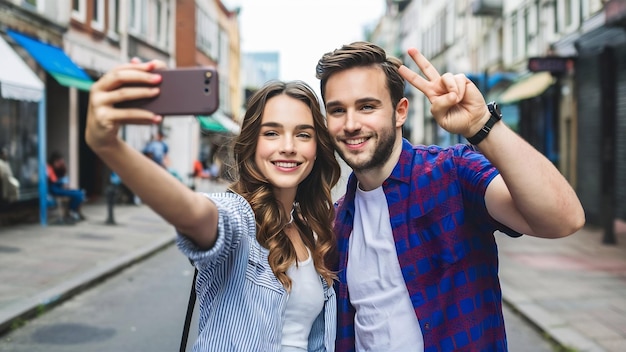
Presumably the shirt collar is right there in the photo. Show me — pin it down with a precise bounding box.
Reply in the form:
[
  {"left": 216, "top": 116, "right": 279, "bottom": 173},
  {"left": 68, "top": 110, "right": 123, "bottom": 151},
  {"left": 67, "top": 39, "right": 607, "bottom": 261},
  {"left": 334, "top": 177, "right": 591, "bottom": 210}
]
[{"left": 387, "top": 138, "right": 414, "bottom": 185}]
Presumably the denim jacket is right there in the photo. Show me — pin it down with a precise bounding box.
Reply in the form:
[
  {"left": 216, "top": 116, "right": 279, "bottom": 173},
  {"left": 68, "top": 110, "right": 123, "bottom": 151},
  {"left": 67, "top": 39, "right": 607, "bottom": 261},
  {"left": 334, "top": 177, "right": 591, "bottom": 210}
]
[{"left": 177, "top": 192, "right": 336, "bottom": 352}]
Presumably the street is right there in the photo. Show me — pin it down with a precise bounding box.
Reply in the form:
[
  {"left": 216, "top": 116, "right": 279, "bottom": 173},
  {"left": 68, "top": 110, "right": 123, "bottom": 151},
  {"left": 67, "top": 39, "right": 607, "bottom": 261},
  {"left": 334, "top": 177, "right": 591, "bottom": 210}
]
[
  {"left": 0, "top": 243, "right": 557, "bottom": 352},
  {"left": 0, "top": 244, "right": 197, "bottom": 352}
]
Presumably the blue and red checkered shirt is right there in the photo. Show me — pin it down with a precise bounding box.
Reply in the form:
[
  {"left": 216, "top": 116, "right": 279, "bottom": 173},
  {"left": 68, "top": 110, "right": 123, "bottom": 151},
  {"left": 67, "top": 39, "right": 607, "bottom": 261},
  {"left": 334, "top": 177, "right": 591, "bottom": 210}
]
[{"left": 333, "top": 139, "right": 520, "bottom": 352}]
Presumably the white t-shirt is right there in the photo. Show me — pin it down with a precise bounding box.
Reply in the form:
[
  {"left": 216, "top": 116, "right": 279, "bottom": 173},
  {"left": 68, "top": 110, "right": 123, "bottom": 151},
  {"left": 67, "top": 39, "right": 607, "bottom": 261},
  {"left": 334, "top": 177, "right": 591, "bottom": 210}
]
[
  {"left": 347, "top": 185, "right": 424, "bottom": 352},
  {"left": 282, "top": 248, "right": 324, "bottom": 351}
]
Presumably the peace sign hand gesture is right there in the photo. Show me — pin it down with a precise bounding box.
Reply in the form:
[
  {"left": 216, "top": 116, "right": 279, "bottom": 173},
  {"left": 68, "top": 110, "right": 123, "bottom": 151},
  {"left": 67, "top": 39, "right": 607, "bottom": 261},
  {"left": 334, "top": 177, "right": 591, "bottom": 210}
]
[{"left": 398, "top": 48, "right": 490, "bottom": 138}]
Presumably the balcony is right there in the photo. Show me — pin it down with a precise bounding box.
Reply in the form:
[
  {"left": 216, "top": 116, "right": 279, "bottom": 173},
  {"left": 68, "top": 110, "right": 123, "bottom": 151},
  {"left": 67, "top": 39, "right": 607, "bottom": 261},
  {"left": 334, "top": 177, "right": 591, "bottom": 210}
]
[{"left": 471, "top": 0, "right": 502, "bottom": 16}]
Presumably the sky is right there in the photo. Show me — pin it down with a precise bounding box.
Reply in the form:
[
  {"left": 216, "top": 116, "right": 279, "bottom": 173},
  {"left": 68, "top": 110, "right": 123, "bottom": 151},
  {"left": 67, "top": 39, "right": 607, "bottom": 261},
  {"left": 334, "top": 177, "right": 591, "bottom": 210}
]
[{"left": 222, "top": 0, "right": 386, "bottom": 95}]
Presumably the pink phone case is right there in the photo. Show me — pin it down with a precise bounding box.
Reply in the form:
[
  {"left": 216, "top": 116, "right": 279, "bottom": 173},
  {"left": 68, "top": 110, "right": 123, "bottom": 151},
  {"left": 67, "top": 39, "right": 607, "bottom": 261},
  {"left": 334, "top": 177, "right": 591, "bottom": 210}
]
[{"left": 115, "top": 67, "right": 219, "bottom": 116}]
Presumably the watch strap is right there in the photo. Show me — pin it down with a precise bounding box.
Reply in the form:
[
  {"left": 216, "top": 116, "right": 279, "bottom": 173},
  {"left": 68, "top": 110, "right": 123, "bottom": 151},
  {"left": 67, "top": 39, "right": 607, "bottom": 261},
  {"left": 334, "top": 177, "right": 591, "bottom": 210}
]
[{"left": 467, "top": 102, "right": 501, "bottom": 145}]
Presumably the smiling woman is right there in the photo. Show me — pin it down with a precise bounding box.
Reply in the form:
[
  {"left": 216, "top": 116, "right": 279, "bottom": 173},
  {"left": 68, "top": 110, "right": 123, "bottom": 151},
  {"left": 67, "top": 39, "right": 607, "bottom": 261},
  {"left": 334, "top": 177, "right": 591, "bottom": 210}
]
[{"left": 85, "top": 61, "right": 341, "bottom": 350}]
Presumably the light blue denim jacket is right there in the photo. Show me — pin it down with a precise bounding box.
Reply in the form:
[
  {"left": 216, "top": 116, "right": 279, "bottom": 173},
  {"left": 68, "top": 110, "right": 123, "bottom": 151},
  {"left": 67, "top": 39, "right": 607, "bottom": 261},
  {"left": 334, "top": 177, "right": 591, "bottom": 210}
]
[{"left": 177, "top": 192, "right": 336, "bottom": 352}]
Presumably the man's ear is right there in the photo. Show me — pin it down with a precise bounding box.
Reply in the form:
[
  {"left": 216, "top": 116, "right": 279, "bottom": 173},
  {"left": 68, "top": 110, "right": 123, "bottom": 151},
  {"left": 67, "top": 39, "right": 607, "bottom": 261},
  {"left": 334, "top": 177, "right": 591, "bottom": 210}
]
[{"left": 395, "top": 97, "right": 409, "bottom": 128}]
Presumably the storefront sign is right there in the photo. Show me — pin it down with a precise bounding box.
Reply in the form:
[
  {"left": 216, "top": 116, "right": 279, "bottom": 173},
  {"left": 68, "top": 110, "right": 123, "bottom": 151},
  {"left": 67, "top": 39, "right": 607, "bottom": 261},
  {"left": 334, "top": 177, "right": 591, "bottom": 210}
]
[{"left": 528, "top": 57, "right": 575, "bottom": 74}]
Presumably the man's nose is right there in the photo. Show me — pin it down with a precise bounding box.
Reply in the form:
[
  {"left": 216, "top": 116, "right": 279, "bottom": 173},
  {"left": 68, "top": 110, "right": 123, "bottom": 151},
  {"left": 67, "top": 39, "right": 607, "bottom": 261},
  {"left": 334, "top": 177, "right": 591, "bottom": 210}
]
[{"left": 344, "top": 111, "right": 361, "bottom": 132}]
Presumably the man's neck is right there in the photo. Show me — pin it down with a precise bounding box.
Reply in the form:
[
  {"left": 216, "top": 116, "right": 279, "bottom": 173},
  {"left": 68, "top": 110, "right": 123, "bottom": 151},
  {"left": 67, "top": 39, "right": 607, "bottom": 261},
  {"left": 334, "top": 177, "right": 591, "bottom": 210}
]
[{"left": 354, "top": 137, "right": 403, "bottom": 191}]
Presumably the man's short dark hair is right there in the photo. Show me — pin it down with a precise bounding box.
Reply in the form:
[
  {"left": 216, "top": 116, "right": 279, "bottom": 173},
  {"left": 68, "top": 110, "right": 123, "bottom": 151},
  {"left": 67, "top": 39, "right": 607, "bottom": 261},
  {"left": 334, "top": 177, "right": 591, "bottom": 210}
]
[
  {"left": 48, "top": 151, "right": 63, "bottom": 165},
  {"left": 315, "top": 41, "right": 405, "bottom": 107}
]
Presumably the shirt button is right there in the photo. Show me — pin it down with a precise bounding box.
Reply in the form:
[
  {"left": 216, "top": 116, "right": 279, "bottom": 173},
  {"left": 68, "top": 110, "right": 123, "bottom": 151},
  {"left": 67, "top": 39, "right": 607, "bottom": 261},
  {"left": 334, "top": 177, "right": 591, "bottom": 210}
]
[{"left": 424, "top": 322, "right": 431, "bottom": 330}]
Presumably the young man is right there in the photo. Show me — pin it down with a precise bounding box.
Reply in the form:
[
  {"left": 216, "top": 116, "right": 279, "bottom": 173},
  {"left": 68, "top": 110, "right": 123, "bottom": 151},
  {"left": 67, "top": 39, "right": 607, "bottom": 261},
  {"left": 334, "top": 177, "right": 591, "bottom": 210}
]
[
  {"left": 47, "top": 151, "right": 86, "bottom": 221},
  {"left": 316, "top": 42, "right": 585, "bottom": 351}
]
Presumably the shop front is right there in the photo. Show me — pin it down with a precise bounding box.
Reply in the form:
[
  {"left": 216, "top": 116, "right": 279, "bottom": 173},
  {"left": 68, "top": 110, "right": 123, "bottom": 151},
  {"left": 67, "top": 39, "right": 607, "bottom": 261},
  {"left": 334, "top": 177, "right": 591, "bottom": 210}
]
[{"left": 0, "top": 33, "right": 45, "bottom": 222}]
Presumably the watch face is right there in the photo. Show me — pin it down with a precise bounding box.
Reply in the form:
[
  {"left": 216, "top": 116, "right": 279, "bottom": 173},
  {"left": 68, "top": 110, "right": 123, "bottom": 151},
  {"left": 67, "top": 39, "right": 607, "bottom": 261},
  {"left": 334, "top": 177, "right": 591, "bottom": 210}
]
[{"left": 489, "top": 102, "right": 502, "bottom": 121}]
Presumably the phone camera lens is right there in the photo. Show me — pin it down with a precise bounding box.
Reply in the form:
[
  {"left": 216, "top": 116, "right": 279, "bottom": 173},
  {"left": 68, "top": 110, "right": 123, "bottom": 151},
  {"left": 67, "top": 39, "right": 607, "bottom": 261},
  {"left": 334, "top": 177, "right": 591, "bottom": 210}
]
[
  {"left": 204, "top": 87, "right": 210, "bottom": 94},
  {"left": 205, "top": 79, "right": 211, "bottom": 85}
]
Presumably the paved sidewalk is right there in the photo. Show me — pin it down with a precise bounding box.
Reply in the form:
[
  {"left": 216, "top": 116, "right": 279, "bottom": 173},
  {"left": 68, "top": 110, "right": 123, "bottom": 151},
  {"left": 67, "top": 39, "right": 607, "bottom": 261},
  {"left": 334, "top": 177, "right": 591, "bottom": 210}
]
[
  {"left": 1, "top": 177, "right": 625, "bottom": 351},
  {"left": 497, "top": 222, "right": 626, "bottom": 352},
  {"left": 0, "top": 180, "right": 228, "bottom": 336}
]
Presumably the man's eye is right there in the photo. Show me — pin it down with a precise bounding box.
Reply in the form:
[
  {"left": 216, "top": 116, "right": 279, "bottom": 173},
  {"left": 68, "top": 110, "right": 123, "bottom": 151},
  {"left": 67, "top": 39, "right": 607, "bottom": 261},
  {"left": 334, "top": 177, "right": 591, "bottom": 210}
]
[
  {"left": 329, "top": 108, "right": 345, "bottom": 114},
  {"left": 361, "top": 105, "right": 375, "bottom": 111}
]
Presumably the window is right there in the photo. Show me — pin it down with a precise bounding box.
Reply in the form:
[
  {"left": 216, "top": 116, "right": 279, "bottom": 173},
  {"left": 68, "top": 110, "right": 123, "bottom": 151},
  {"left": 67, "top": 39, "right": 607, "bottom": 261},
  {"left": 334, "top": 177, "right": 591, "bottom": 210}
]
[
  {"left": 92, "top": 0, "right": 105, "bottom": 31},
  {"left": 585, "top": 0, "right": 603, "bottom": 16},
  {"left": 156, "top": 0, "right": 162, "bottom": 43},
  {"left": 445, "top": 3, "right": 454, "bottom": 46},
  {"left": 511, "top": 11, "right": 518, "bottom": 60},
  {"left": 557, "top": 0, "right": 579, "bottom": 33},
  {"left": 129, "top": 0, "right": 148, "bottom": 36},
  {"left": 108, "top": 0, "right": 120, "bottom": 39},
  {"left": 154, "top": 0, "right": 170, "bottom": 47},
  {"left": 564, "top": 0, "right": 572, "bottom": 27},
  {"left": 523, "top": 8, "right": 529, "bottom": 55},
  {"left": 22, "top": 0, "right": 45, "bottom": 13},
  {"left": 196, "top": 7, "right": 218, "bottom": 58},
  {"left": 72, "top": 0, "right": 86, "bottom": 22},
  {"left": 0, "top": 100, "right": 41, "bottom": 200}
]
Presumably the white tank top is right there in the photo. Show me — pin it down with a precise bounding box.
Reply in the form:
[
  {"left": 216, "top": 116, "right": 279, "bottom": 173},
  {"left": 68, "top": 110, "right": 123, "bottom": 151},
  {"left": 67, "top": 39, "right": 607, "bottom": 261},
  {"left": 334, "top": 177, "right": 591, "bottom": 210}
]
[
  {"left": 347, "top": 184, "right": 424, "bottom": 351},
  {"left": 281, "top": 248, "right": 324, "bottom": 351}
]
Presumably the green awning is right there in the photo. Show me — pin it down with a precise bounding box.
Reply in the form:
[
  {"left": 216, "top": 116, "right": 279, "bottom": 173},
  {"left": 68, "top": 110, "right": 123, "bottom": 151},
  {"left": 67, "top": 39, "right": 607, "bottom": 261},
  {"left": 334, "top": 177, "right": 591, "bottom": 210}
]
[
  {"left": 197, "top": 110, "right": 241, "bottom": 134},
  {"left": 49, "top": 72, "right": 94, "bottom": 91},
  {"left": 197, "top": 115, "right": 230, "bottom": 133}
]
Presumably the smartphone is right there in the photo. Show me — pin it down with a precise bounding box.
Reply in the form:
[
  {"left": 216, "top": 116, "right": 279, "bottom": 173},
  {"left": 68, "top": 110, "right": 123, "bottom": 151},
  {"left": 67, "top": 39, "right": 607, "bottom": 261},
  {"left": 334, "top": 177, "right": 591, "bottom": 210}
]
[{"left": 115, "top": 67, "right": 219, "bottom": 116}]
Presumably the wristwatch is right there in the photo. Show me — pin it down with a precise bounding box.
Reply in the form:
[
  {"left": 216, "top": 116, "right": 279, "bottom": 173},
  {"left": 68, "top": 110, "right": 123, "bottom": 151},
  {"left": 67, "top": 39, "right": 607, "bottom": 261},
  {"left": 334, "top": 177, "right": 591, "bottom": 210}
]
[{"left": 467, "top": 101, "right": 502, "bottom": 145}]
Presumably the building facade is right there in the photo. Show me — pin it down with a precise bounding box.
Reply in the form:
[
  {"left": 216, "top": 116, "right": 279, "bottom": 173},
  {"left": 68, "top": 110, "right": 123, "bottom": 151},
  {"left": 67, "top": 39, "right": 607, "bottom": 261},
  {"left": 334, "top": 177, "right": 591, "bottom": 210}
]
[
  {"left": 0, "top": 0, "right": 241, "bottom": 225},
  {"left": 370, "top": 0, "right": 624, "bottom": 228}
]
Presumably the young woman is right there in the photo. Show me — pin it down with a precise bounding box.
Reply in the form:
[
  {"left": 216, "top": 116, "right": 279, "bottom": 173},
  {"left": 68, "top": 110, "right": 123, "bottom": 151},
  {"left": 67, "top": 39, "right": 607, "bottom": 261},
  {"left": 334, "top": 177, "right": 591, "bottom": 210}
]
[{"left": 85, "top": 60, "right": 341, "bottom": 351}]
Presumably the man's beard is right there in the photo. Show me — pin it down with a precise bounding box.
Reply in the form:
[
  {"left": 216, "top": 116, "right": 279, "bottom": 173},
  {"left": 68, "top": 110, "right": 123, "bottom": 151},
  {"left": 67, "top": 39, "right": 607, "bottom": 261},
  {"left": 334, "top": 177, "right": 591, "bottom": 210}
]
[{"left": 335, "top": 118, "right": 396, "bottom": 173}]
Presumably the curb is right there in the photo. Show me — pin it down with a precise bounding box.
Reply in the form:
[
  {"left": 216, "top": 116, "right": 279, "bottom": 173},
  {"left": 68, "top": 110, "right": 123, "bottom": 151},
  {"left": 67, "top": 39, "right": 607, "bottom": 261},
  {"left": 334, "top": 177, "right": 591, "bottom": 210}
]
[
  {"left": 501, "top": 287, "right": 606, "bottom": 352},
  {"left": 0, "top": 235, "right": 176, "bottom": 336}
]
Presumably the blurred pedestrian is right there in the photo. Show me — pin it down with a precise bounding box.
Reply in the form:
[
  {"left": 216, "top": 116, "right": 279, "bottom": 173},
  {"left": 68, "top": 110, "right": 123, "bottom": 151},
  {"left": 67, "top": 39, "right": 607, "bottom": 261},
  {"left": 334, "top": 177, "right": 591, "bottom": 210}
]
[
  {"left": 316, "top": 41, "right": 585, "bottom": 351},
  {"left": 47, "top": 151, "right": 86, "bottom": 221},
  {"left": 0, "top": 147, "right": 19, "bottom": 202},
  {"left": 143, "top": 130, "right": 169, "bottom": 168},
  {"left": 86, "top": 58, "right": 341, "bottom": 352}
]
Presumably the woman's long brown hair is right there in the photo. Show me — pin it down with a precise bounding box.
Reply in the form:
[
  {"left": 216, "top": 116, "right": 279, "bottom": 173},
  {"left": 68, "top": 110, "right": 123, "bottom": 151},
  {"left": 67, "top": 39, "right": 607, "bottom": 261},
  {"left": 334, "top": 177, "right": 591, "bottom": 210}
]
[{"left": 229, "top": 80, "right": 341, "bottom": 290}]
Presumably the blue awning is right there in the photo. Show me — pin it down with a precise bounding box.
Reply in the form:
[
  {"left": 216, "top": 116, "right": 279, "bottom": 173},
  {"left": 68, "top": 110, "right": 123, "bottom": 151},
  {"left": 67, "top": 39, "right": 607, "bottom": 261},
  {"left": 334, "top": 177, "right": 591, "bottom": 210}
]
[{"left": 7, "top": 30, "right": 93, "bottom": 91}]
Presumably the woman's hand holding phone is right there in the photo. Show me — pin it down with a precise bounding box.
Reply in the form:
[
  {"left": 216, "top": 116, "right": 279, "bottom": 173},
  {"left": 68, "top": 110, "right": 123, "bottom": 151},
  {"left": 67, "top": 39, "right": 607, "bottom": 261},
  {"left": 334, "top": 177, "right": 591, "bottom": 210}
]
[
  {"left": 86, "top": 59, "right": 166, "bottom": 152},
  {"left": 85, "top": 59, "right": 218, "bottom": 242}
]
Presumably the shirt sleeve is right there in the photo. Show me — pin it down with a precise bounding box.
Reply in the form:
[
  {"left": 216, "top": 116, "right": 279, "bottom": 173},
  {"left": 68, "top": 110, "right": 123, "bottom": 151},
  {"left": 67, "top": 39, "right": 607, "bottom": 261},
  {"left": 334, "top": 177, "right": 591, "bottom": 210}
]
[
  {"left": 453, "top": 145, "right": 522, "bottom": 237},
  {"left": 176, "top": 192, "right": 257, "bottom": 268},
  {"left": 46, "top": 165, "right": 58, "bottom": 183}
]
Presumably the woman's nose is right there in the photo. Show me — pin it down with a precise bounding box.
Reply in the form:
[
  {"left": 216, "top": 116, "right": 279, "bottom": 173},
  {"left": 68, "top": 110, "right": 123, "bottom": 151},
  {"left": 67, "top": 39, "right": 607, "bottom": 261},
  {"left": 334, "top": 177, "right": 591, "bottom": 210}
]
[{"left": 280, "top": 137, "right": 295, "bottom": 154}]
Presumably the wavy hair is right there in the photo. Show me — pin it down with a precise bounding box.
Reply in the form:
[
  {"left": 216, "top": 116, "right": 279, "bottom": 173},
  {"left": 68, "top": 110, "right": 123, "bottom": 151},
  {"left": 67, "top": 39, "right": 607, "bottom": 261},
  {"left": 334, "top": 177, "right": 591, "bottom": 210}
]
[
  {"left": 315, "top": 41, "right": 405, "bottom": 108},
  {"left": 229, "top": 80, "right": 341, "bottom": 290}
]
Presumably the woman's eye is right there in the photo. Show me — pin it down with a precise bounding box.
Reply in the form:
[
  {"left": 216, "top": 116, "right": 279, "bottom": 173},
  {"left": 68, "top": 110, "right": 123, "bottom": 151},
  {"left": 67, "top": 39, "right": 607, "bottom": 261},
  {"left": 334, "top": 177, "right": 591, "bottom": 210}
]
[
  {"left": 297, "top": 133, "right": 312, "bottom": 139},
  {"left": 263, "top": 131, "right": 279, "bottom": 137}
]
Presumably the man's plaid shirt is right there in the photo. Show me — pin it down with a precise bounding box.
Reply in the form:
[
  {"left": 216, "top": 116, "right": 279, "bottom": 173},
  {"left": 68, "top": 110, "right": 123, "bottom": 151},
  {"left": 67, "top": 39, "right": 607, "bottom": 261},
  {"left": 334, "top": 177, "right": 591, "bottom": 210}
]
[{"left": 333, "top": 139, "right": 520, "bottom": 352}]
